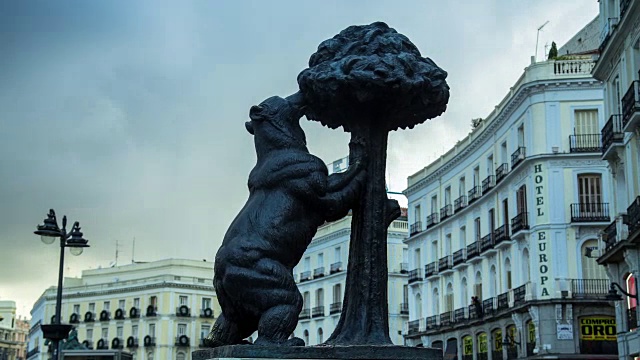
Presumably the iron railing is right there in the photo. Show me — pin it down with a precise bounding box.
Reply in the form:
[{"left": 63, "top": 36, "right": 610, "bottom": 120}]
[
  {"left": 480, "top": 233, "right": 494, "bottom": 252},
  {"left": 468, "top": 186, "right": 481, "bottom": 204},
  {"left": 330, "top": 302, "right": 342, "bottom": 314},
  {"left": 400, "top": 262, "right": 409, "bottom": 273},
  {"left": 408, "top": 319, "right": 420, "bottom": 334},
  {"left": 482, "top": 298, "right": 495, "bottom": 315},
  {"left": 313, "top": 267, "right": 325, "bottom": 278},
  {"left": 330, "top": 262, "right": 343, "bottom": 274},
  {"left": 410, "top": 221, "right": 423, "bottom": 236},
  {"left": 497, "top": 292, "right": 509, "bottom": 310},
  {"left": 426, "top": 212, "right": 439, "bottom": 227},
  {"left": 299, "top": 308, "right": 310, "bottom": 319},
  {"left": 513, "top": 284, "right": 526, "bottom": 305},
  {"left": 466, "top": 242, "right": 479, "bottom": 261},
  {"left": 569, "top": 134, "right": 601, "bottom": 153},
  {"left": 511, "top": 212, "right": 529, "bottom": 234},
  {"left": 482, "top": 175, "right": 495, "bottom": 193},
  {"left": 408, "top": 269, "right": 423, "bottom": 284},
  {"left": 570, "top": 203, "right": 610, "bottom": 222},
  {"left": 440, "top": 311, "right": 453, "bottom": 327},
  {"left": 603, "top": 218, "right": 620, "bottom": 251},
  {"left": 299, "top": 271, "right": 312, "bottom": 282},
  {"left": 438, "top": 256, "right": 452, "bottom": 272},
  {"left": 495, "top": 163, "right": 509, "bottom": 183},
  {"left": 511, "top": 147, "right": 526, "bottom": 169},
  {"left": 493, "top": 224, "right": 509, "bottom": 245},
  {"left": 622, "top": 81, "right": 640, "bottom": 128},
  {"left": 425, "top": 262, "right": 438, "bottom": 278},
  {"left": 452, "top": 248, "right": 466, "bottom": 266},
  {"left": 440, "top": 204, "right": 452, "bottom": 221},
  {"left": 454, "top": 195, "right": 467, "bottom": 212},
  {"left": 627, "top": 196, "right": 640, "bottom": 235},
  {"left": 602, "top": 114, "right": 624, "bottom": 155},
  {"left": 454, "top": 308, "right": 466, "bottom": 323},
  {"left": 312, "top": 306, "right": 325, "bottom": 318},
  {"left": 426, "top": 316, "right": 438, "bottom": 330}
]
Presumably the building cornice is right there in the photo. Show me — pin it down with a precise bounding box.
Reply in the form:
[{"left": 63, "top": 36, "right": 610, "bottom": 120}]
[
  {"left": 43, "top": 282, "right": 215, "bottom": 302},
  {"left": 404, "top": 79, "right": 602, "bottom": 196},
  {"left": 592, "top": 3, "right": 640, "bottom": 80}
]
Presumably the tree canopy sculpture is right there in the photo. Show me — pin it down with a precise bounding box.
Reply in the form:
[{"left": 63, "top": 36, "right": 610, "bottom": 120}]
[{"left": 297, "top": 22, "right": 450, "bottom": 345}]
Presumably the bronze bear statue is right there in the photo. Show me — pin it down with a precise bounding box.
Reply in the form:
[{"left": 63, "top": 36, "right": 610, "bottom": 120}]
[{"left": 204, "top": 93, "right": 366, "bottom": 347}]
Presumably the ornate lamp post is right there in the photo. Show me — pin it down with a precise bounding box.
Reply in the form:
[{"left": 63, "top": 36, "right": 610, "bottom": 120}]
[{"left": 34, "top": 209, "right": 89, "bottom": 360}]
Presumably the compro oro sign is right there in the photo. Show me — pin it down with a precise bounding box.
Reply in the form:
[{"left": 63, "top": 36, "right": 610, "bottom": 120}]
[{"left": 579, "top": 317, "right": 616, "bottom": 341}]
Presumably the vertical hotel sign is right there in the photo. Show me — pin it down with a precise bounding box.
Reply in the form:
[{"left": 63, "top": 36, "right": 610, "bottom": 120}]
[{"left": 534, "top": 163, "right": 551, "bottom": 299}]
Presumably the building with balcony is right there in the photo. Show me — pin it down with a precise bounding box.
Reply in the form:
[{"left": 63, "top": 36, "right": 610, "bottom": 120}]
[
  {"left": 292, "top": 209, "right": 409, "bottom": 345},
  {"left": 27, "top": 259, "right": 221, "bottom": 360},
  {"left": 403, "top": 23, "right": 618, "bottom": 359},
  {"left": 0, "top": 301, "right": 28, "bottom": 360},
  {"left": 592, "top": 1, "right": 640, "bottom": 359}
]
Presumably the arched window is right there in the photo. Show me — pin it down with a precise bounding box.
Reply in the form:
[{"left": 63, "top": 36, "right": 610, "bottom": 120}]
[
  {"left": 581, "top": 239, "right": 607, "bottom": 279},
  {"left": 461, "top": 277, "right": 468, "bottom": 306},
  {"left": 415, "top": 293, "right": 422, "bottom": 318},
  {"left": 522, "top": 248, "right": 530, "bottom": 283},
  {"left": 317, "top": 328, "right": 323, "bottom": 344},
  {"left": 303, "top": 330, "right": 309, "bottom": 346},
  {"left": 475, "top": 271, "right": 483, "bottom": 299},
  {"left": 490, "top": 265, "right": 497, "bottom": 297},
  {"left": 505, "top": 258, "right": 512, "bottom": 289},
  {"left": 445, "top": 283, "right": 454, "bottom": 312},
  {"left": 176, "top": 353, "right": 185, "bottom": 360},
  {"left": 626, "top": 273, "right": 637, "bottom": 310},
  {"left": 432, "top": 288, "right": 440, "bottom": 315}
]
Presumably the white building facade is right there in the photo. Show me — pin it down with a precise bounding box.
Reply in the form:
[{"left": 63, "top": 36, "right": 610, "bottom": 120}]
[
  {"left": 292, "top": 213, "right": 409, "bottom": 346},
  {"left": 403, "top": 45, "right": 619, "bottom": 358},
  {"left": 592, "top": 1, "right": 640, "bottom": 359},
  {"left": 27, "top": 259, "right": 221, "bottom": 360}
]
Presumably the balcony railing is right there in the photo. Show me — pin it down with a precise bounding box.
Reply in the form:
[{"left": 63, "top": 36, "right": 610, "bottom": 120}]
[
  {"left": 468, "top": 186, "right": 481, "bottom": 204},
  {"left": 410, "top": 221, "right": 423, "bottom": 236},
  {"left": 628, "top": 307, "right": 638, "bottom": 331},
  {"left": 313, "top": 267, "right": 325, "bottom": 278},
  {"left": 569, "top": 134, "right": 601, "bottom": 153},
  {"left": 408, "top": 269, "right": 423, "bottom": 284},
  {"left": 452, "top": 248, "right": 466, "bottom": 266},
  {"left": 511, "top": 147, "right": 526, "bottom": 169},
  {"left": 454, "top": 308, "right": 466, "bottom": 323},
  {"left": 603, "top": 216, "right": 629, "bottom": 252},
  {"left": 454, "top": 195, "right": 467, "bottom": 212},
  {"left": 438, "top": 256, "right": 452, "bottom": 272},
  {"left": 554, "top": 59, "right": 596, "bottom": 75},
  {"left": 480, "top": 233, "right": 494, "bottom": 252},
  {"left": 622, "top": 81, "right": 640, "bottom": 129},
  {"left": 299, "top": 271, "right": 312, "bottom": 282},
  {"left": 400, "top": 303, "right": 409, "bottom": 315},
  {"left": 628, "top": 196, "right": 640, "bottom": 235},
  {"left": 440, "top": 311, "right": 453, "bottom": 327},
  {"left": 482, "top": 175, "right": 495, "bottom": 193},
  {"left": 330, "top": 261, "right": 343, "bottom": 274},
  {"left": 571, "top": 279, "right": 610, "bottom": 298},
  {"left": 599, "top": 17, "right": 619, "bottom": 52},
  {"left": 408, "top": 319, "right": 420, "bottom": 335},
  {"left": 495, "top": 163, "right": 509, "bottom": 183},
  {"left": 482, "top": 298, "right": 495, "bottom": 315},
  {"left": 26, "top": 347, "right": 39, "bottom": 358},
  {"left": 312, "top": 306, "right": 325, "bottom": 318},
  {"left": 426, "top": 213, "right": 439, "bottom": 228},
  {"left": 400, "top": 262, "right": 409, "bottom": 274},
  {"left": 330, "top": 302, "right": 342, "bottom": 314},
  {"left": 513, "top": 284, "right": 526, "bottom": 305},
  {"left": 511, "top": 212, "right": 529, "bottom": 234},
  {"left": 497, "top": 292, "right": 509, "bottom": 310},
  {"left": 468, "top": 303, "right": 480, "bottom": 320},
  {"left": 602, "top": 114, "right": 624, "bottom": 155},
  {"left": 425, "top": 262, "right": 438, "bottom": 278},
  {"left": 175, "top": 336, "right": 190, "bottom": 347},
  {"left": 493, "top": 224, "right": 509, "bottom": 245},
  {"left": 466, "top": 242, "right": 479, "bottom": 261},
  {"left": 426, "top": 315, "right": 438, "bottom": 330},
  {"left": 440, "top": 204, "right": 452, "bottom": 221},
  {"left": 299, "top": 308, "right": 310, "bottom": 320},
  {"left": 570, "top": 203, "right": 610, "bottom": 222}
]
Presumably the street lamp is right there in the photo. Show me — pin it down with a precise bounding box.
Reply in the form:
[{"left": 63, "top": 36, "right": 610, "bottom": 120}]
[
  {"left": 606, "top": 282, "right": 639, "bottom": 301},
  {"left": 34, "top": 209, "right": 89, "bottom": 360}
]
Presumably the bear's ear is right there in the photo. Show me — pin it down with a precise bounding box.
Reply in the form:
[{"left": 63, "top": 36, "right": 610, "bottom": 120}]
[{"left": 249, "top": 105, "right": 265, "bottom": 121}]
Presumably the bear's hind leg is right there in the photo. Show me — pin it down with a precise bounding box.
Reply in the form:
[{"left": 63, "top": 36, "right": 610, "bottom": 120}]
[
  {"left": 203, "top": 313, "right": 255, "bottom": 347},
  {"left": 254, "top": 304, "right": 305, "bottom": 347}
]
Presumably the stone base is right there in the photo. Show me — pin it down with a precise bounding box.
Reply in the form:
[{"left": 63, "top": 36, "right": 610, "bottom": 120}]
[{"left": 192, "top": 344, "right": 442, "bottom": 360}]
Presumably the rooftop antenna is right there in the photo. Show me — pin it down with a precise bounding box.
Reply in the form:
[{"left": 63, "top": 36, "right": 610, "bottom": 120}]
[
  {"left": 131, "top": 237, "right": 136, "bottom": 263},
  {"left": 535, "top": 21, "right": 550, "bottom": 62},
  {"left": 115, "top": 239, "right": 121, "bottom": 266}
]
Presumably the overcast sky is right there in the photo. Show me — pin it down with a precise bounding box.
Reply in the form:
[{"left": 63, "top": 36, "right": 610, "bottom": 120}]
[{"left": 0, "top": 1, "right": 598, "bottom": 317}]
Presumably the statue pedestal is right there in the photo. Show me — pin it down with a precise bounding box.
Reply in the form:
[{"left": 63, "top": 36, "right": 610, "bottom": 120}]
[{"left": 193, "top": 345, "right": 442, "bottom": 360}]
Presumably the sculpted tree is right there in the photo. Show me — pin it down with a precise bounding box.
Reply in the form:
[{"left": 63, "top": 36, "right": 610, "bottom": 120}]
[{"left": 298, "top": 22, "right": 450, "bottom": 345}]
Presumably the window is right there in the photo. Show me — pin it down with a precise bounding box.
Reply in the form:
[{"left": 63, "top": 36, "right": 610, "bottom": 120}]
[
  {"left": 177, "top": 324, "right": 187, "bottom": 336},
  {"left": 488, "top": 208, "right": 495, "bottom": 233},
  {"left": 431, "top": 195, "right": 438, "bottom": 214},
  {"left": 501, "top": 142, "right": 508, "bottom": 164},
  {"left": 581, "top": 240, "right": 607, "bottom": 279},
  {"left": 317, "top": 253, "right": 324, "bottom": 267},
  {"left": 317, "top": 328, "right": 323, "bottom": 344},
  {"left": 517, "top": 124, "right": 525, "bottom": 147},
  {"left": 431, "top": 241, "right": 438, "bottom": 262},
  {"left": 461, "top": 278, "right": 468, "bottom": 306},
  {"left": 578, "top": 174, "right": 603, "bottom": 204},
  {"left": 415, "top": 293, "right": 422, "bottom": 318},
  {"left": 473, "top": 167, "right": 480, "bottom": 186},
  {"left": 432, "top": 288, "right": 440, "bottom": 314},
  {"left": 444, "top": 187, "right": 451, "bottom": 205},
  {"left": 414, "top": 205, "right": 421, "bottom": 222},
  {"left": 445, "top": 284, "right": 454, "bottom": 312},
  {"left": 150, "top": 296, "right": 157, "bottom": 307},
  {"left": 148, "top": 324, "right": 156, "bottom": 337},
  {"left": 101, "top": 328, "right": 108, "bottom": 339},
  {"left": 117, "top": 326, "right": 123, "bottom": 338},
  {"left": 459, "top": 226, "right": 466, "bottom": 248},
  {"left": 414, "top": 249, "right": 421, "bottom": 269},
  {"left": 459, "top": 177, "right": 466, "bottom": 196},
  {"left": 303, "top": 292, "right": 310, "bottom": 309},
  {"left": 303, "top": 330, "right": 309, "bottom": 346},
  {"left": 315, "top": 289, "right": 324, "bottom": 307},
  {"left": 118, "top": 300, "right": 125, "bottom": 310},
  {"left": 474, "top": 217, "right": 481, "bottom": 241},
  {"left": 200, "top": 325, "right": 210, "bottom": 340},
  {"left": 445, "top": 234, "right": 452, "bottom": 256},
  {"left": 73, "top": 304, "right": 80, "bottom": 314},
  {"left": 474, "top": 272, "right": 483, "bottom": 299},
  {"left": 86, "top": 329, "right": 93, "bottom": 340},
  {"left": 403, "top": 285, "right": 409, "bottom": 304},
  {"left": 103, "top": 301, "right": 110, "bottom": 311},
  {"left": 574, "top": 109, "right": 599, "bottom": 135},
  {"left": 502, "top": 199, "right": 509, "bottom": 227},
  {"left": 133, "top": 298, "right": 140, "bottom": 308},
  {"left": 304, "top": 257, "right": 311, "bottom": 271},
  {"left": 516, "top": 185, "right": 527, "bottom": 214},
  {"left": 487, "top": 154, "right": 494, "bottom": 175},
  {"left": 132, "top": 325, "right": 138, "bottom": 337},
  {"left": 505, "top": 258, "right": 512, "bottom": 290},
  {"left": 89, "top": 303, "right": 95, "bottom": 312},
  {"left": 179, "top": 296, "right": 188, "bottom": 306},
  {"left": 333, "top": 284, "right": 342, "bottom": 304},
  {"left": 202, "top": 298, "right": 212, "bottom": 310},
  {"left": 334, "top": 247, "right": 341, "bottom": 263}
]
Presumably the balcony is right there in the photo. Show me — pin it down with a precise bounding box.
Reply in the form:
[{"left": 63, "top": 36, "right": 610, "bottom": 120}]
[
  {"left": 426, "top": 315, "right": 438, "bottom": 330},
  {"left": 299, "top": 308, "right": 310, "bottom": 320},
  {"left": 111, "top": 338, "right": 124, "bottom": 349},
  {"left": 497, "top": 292, "right": 509, "bottom": 311},
  {"left": 26, "top": 347, "right": 39, "bottom": 358},
  {"left": 513, "top": 284, "right": 526, "bottom": 305},
  {"left": 408, "top": 269, "right": 423, "bottom": 284},
  {"left": 200, "top": 308, "right": 214, "bottom": 318},
  {"left": 454, "top": 195, "right": 467, "bottom": 212},
  {"left": 599, "top": 17, "right": 619, "bottom": 53},
  {"left": 69, "top": 313, "right": 80, "bottom": 324},
  {"left": 126, "top": 337, "right": 139, "bottom": 348},
  {"left": 176, "top": 305, "right": 191, "bottom": 317},
  {"left": 494, "top": 225, "right": 510, "bottom": 246},
  {"left": 424, "top": 262, "right": 438, "bottom": 278},
  {"left": 143, "top": 336, "right": 156, "bottom": 347},
  {"left": 84, "top": 311, "right": 95, "bottom": 322},
  {"left": 99, "top": 310, "right": 110, "bottom": 322},
  {"left": 312, "top": 306, "right": 325, "bottom": 318},
  {"left": 511, "top": 147, "right": 526, "bottom": 169},
  {"left": 468, "top": 186, "right": 481, "bottom": 204},
  {"left": 330, "top": 261, "right": 343, "bottom": 274},
  {"left": 400, "top": 262, "right": 409, "bottom": 274},
  {"left": 570, "top": 279, "right": 610, "bottom": 299},
  {"left": 145, "top": 306, "right": 157, "bottom": 317},
  {"left": 466, "top": 242, "right": 480, "bottom": 262},
  {"left": 628, "top": 307, "right": 638, "bottom": 331},
  {"left": 438, "top": 256, "right": 452, "bottom": 273},
  {"left": 602, "top": 114, "right": 624, "bottom": 159},
  {"left": 480, "top": 233, "right": 494, "bottom": 253},
  {"left": 511, "top": 212, "right": 529, "bottom": 235},
  {"left": 482, "top": 298, "right": 495, "bottom": 316},
  {"left": 330, "top": 302, "right": 342, "bottom": 315},
  {"left": 569, "top": 134, "right": 601, "bottom": 153},
  {"left": 440, "top": 311, "right": 453, "bottom": 327},
  {"left": 410, "top": 221, "right": 423, "bottom": 236},
  {"left": 440, "top": 204, "right": 452, "bottom": 221},
  {"left": 96, "top": 339, "right": 109, "bottom": 350},
  {"left": 598, "top": 216, "right": 630, "bottom": 265},
  {"left": 299, "top": 271, "right": 312, "bottom": 282},
  {"left": 407, "top": 319, "right": 420, "bottom": 335},
  {"left": 426, "top": 212, "right": 439, "bottom": 228},
  {"left": 495, "top": 163, "right": 509, "bottom": 183},
  {"left": 622, "top": 81, "right": 640, "bottom": 131},
  {"left": 482, "top": 175, "right": 495, "bottom": 194},
  {"left": 570, "top": 203, "right": 610, "bottom": 222},
  {"left": 400, "top": 303, "right": 409, "bottom": 315},
  {"left": 313, "top": 267, "right": 325, "bottom": 278},
  {"left": 175, "top": 335, "right": 190, "bottom": 347},
  {"left": 468, "top": 303, "right": 480, "bottom": 320},
  {"left": 130, "top": 307, "right": 140, "bottom": 319},
  {"left": 454, "top": 308, "right": 466, "bottom": 323},
  {"left": 452, "top": 248, "right": 466, "bottom": 267},
  {"left": 114, "top": 308, "right": 125, "bottom": 320},
  {"left": 628, "top": 196, "right": 640, "bottom": 237}
]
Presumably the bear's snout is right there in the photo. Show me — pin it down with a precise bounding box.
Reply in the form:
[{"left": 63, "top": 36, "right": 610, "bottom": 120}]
[{"left": 245, "top": 121, "right": 254, "bottom": 135}]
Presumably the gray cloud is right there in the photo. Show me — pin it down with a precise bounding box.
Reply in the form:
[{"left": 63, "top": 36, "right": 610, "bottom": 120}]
[{"left": 0, "top": 0, "right": 598, "bottom": 316}]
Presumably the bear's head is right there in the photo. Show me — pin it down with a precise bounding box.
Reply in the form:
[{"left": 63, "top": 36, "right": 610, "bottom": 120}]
[{"left": 246, "top": 94, "right": 307, "bottom": 152}]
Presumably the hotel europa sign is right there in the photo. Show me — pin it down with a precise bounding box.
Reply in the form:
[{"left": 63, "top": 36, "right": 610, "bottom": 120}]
[{"left": 534, "top": 163, "right": 551, "bottom": 299}]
